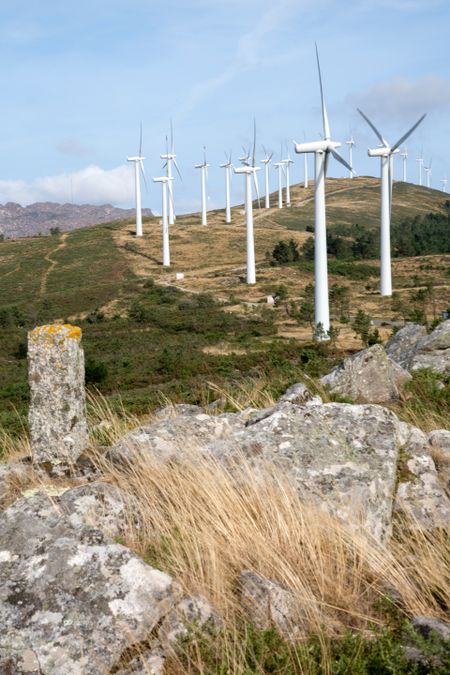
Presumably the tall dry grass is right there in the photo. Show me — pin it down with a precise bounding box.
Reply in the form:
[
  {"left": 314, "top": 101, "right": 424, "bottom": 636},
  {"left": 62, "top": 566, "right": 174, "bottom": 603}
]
[{"left": 97, "top": 446, "right": 450, "bottom": 672}]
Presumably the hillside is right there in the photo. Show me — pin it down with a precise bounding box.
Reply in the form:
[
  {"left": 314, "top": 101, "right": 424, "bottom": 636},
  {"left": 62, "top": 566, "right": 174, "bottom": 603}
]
[
  {"left": 0, "top": 176, "right": 448, "bottom": 436},
  {"left": 0, "top": 201, "right": 153, "bottom": 239}
]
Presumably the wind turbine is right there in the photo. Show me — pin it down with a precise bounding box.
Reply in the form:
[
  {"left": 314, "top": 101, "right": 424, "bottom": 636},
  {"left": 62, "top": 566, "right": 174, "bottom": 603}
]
[
  {"left": 346, "top": 135, "right": 355, "bottom": 179},
  {"left": 220, "top": 151, "right": 233, "bottom": 223},
  {"left": 416, "top": 152, "right": 424, "bottom": 186},
  {"left": 153, "top": 176, "right": 173, "bottom": 267},
  {"left": 127, "top": 123, "right": 147, "bottom": 237},
  {"left": 234, "top": 120, "right": 261, "bottom": 285},
  {"left": 303, "top": 133, "right": 309, "bottom": 188},
  {"left": 400, "top": 147, "right": 408, "bottom": 182},
  {"left": 441, "top": 176, "right": 448, "bottom": 193},
  {"left": 160, "top": 121, "right": 182, "bottom": 226},
  {"left": 294, "top": 45, "right": 353, "bottom": 338},
  {"left": 358, "top": 108, "right": 426, "bottom": 296},
  {"left": 274, "top": 159, "right": 285, "bottom": 208},
  {"left": 424, "top": 160, "right": 432, "bottom": 188},
  {"left": 261, "top": 147, "right": 273, "bottom": 209},
  {"left": 282, "top": 146, "right": 294, "bottom": 207},
  {"left": 195, "top": 147, "right": 209, "bottom": 226}
]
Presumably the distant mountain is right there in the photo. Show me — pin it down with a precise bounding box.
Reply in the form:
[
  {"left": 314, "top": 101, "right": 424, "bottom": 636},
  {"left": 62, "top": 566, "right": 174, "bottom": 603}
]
[{"left": 0, "top": 202, "right": 153, "bottom": 239}]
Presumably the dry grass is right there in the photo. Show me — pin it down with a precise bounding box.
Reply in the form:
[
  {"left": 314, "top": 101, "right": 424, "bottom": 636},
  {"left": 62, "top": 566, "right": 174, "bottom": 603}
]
[{"left": 95, "top": 446, "right": 449, "bottom": 671}]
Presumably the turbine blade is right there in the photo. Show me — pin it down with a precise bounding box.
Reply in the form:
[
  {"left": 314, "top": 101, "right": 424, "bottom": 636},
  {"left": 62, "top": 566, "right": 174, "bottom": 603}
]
[
  {"left": 139, "top": 121, "right": 143, "bottom": 156},
  {"left": 170, "top": 119, "right": 174, "bottom": 154},
  {"left": 357, "top": 108, "right": 388, "bottom": 147},
  {"left": 252, "top": 118, "right": 257, "bottom": 168},
  {"left": 324, "top": 151, "right": 330, "bottom": 178},
  {"left": 391, "top": 113, "right": 426, "bottom": 153},
  {"left": 140, "top": 160, "right": 148, "bottom": 191},
  {"left": 331, "top": 149, "right": 354, "bottom": 174},
  {"left": 253, "top": 171, "right": 261, "bottom": 208},
  {"left": 173, "top": 157, "right": 183, "bottom": 181},
  {"left": 315, "top": 43, "right": 331, "bottom": 141}
]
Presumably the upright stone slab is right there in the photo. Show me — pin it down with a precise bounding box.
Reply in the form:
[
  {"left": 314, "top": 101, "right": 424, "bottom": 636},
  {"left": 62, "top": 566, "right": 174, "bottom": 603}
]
[{"left": 28, "top": 324, "right": 88, "bottom": 465}]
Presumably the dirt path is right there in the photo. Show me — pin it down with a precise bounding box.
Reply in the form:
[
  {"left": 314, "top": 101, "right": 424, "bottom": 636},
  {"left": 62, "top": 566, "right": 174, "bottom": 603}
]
[
  {"left": 40, "top": 233, "right": 69, "bottom": 296},
  {"left": 0, "top": 264, "right": 20, "bottom": 281}
]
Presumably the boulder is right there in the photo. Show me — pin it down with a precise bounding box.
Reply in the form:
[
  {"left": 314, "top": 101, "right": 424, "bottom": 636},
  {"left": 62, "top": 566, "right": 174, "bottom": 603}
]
[
  {"left": 158, "top": 594, "right": 221, "bottom": 655},
  {"left": 278, "top": 382, "right": 322, "bottom": 406},
  {"left": 320, "top": 344, "right": 411, "bottom": 402},
  {"left": 411, "top": 616, "right": 450, "bottom": 641},
  {"left": 238, "top": 570, "right": 306, "bottom": 638},
  {"left": 0, "top": 490, "right": 182, "bottom": 674},
  {"left": 385, "top": 323, "right": 427, "bottom": 370},
  {"left": 394, "top": 425, "right": 450, "bottom": 528}
]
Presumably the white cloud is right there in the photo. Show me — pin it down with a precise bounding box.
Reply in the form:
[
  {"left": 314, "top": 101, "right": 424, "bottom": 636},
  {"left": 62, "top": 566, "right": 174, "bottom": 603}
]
[
  {"left": 56, "top": 139, "right": 93, "bottom": 158},
  {"left": 0, "top": 164, "right": 135, "bottom": 206},
  {"left": 347, "top": 75, "right": 450, "bottom": 123}
]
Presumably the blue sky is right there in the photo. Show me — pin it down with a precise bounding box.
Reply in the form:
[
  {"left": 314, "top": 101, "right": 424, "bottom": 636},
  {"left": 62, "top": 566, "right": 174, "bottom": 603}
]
[{"left": 0, "top": 0, "right": 449, "bottom": 211}]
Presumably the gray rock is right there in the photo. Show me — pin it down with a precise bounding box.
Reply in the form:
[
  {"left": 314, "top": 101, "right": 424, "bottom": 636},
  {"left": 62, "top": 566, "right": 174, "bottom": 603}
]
[
  {"left": 385, "top": 323, "right": 427, "bottom": 370},
  {"left": 238, "top": 570, "right": 306, "bottom": 638},
  {"left": 0, "top": 463, "right": 31, "bottom": 505},
  {"left": 28, "top": 324, "right": 88, "bottom": 467},
  {"left": 158, "top": 594, "right": 221, "bottom": 654},
  {"left": 412, "top": 615, "right": 450, "bottom": 641},
  {"left": 428, "top": 429, "right": 450, "bottom": 463},
  {"left": 394, "top": 426, "right": 450, "bottom": 529},
  {"left": 411, "top": 320, "right": 450, "bottom": 373},
  {"left": 108, "top": 410, "right": 246, "bottom": 466},
  {"left": 320, "top": 344, "right": 411, "bottom": 402},
  {"left": 214, "top": 403, "right": 403, "bottom": 543},
  {"left": 278, "top": 383, "right": 321, "bottom": 406},
  {"left": 114, "top": 641, "right": 165, "bottom": 675},
  {"left": 0, "top": 492, "right": 182, "bottom": 674}
]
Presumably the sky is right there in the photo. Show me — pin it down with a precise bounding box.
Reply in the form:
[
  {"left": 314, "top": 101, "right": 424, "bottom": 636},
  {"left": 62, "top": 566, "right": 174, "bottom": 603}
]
[{"left": 0, "top": 0, "right": 449, "bottom": 213}]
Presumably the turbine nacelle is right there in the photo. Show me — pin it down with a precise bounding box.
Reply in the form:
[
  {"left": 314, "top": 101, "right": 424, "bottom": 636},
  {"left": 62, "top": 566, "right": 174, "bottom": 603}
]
[
  {"left": 233, "top": 166, "right": 260, "bottom": 175},
  {"left": 195, "top": 163, "right": 209, "bottom": 169},
  {"left": 127, "top": 156, "right": 145, "bottom": 162},
  {"left": 160, "top": 153, "right": 176, "bottom": 160},
  {"left": 368, "top": 147, "right": 400, "bottom": 158},
  {"left": 294, "top": 139, "right": 341, "bottom": 154},
  {"left": 153, "top": 176, "right": 173, "bottom": 183}
]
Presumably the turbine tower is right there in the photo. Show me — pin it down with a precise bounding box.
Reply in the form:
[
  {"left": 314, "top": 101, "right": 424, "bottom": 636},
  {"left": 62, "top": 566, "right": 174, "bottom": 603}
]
[
  {"left": 195, "top": 147, "right": 209, "bottom": 226},
  {"left": 261, "top": 147, "right": 273, "bottom": 209},
  {"left": 416, "top": 152, "right": 424, "bottom": 186},
  {"left": 282, "top": 147, "right": 294, "bottom": 207},
  {"left": 127, "top": 123, "right": 147, "bottom": 237},
  {"left": 358, "top": 109, "right": 426, "bottom": 297},
  {"left": 424, "top": 160, "right": 432, "bottom": 188},
  {"left": 346, "top": 135, "right": 355, "bottom": 179},
  {"left": 274, "top": 160, "right": 285, "bottom": 208},
  {"left": 400, "top": 147, "right": 408, "bottom": 182},
  {"left": 153, "top": 176, "right": 173, "bottom": 267},
  {"left": 234, "top": 121, "right": 261, "bottom": 285},
  {"left": 160, "top": 121, "right": 182, "bottom": 226},
  {"left": 294, "top": 45, "right": 353, "bottom": 338},
  {"left": 220, "top": 151, "right": 233, "bottom": 223},
  {"left": 441, "top": 176, "right": 448, "bottom": 193}
]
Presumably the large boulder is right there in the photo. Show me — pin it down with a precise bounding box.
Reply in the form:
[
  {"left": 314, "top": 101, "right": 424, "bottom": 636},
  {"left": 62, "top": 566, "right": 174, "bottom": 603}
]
[
  {"left": 386, "top": 320, "right": 450, "bottom": 374},
  {"left": 320, "top": 344, "right": 411, "bottom": 402},
  {"left": 385, "top": 323, "right": 427, "bottom": 370},
  {"left": 0, "top": 488, "right": 182, "bottom": 674}
]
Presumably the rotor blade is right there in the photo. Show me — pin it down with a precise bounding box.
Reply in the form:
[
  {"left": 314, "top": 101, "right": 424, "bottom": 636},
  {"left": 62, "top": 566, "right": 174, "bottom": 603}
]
[
  {"left": 203, "top": 146, "right": 206, "bottom": 165},
  {"left": 315, "top": 43, "right": 331, "bottom": 141},
  {"left": 173, "top": 157, "right": 183, "bottom": 181},
  {"left": 357, "top": 108, "right": 388, "bottom": 148},
  {"left": 391, "top": 113, "right": 426, "bottom": 153},
  {"left": 139, "top": 160, "right": 148, "bottom": 191},
  {"left": 170, "top": 119, "right": 174, "bottom": 154},
  {"left": 139, "top": 122, "right": 143, "bottom": 156},
  {"left": 253, "top": 171, "right": 261, "bottom": 208},
  {"left": 165, "top": 135, "right": 169, "bottom": 156},
  {"left": 252, "top": 119, "right": 257, "bottom": 168},
  {"left": 330, "top": 149, "right": 353, "bottom": 174},
  {"left": 324, "top": 151, "right": 330, "bottom": 178},
  {"left": 269, "top": 151, "right": 274, "bottom": 161}
]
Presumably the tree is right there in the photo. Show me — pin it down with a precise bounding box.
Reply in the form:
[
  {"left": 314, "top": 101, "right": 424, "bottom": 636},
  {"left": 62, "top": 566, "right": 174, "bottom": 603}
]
[
  {"left": 270, "top": 239, "right": 300, "bottom": 265},
  {"left": 352, "top": 310, "right": 371, "bottom": 346},
  {"left": 330, "top": 284, "right": 350, "bottom": 320}
]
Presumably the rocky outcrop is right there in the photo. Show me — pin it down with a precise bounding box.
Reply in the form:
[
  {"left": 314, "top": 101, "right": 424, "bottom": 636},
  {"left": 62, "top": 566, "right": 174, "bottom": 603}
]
[
  {"left": 0, "top": 487, "right": 183, "bottom": 674},
  {"left": 28, "top": 324, "right": 88, "bottom": 467},
  {"left": 320, "top": 344, "right": 411, "bottom": 402},
  {"left": 386, "top": 320, "right": 450, "bottom": 374}
]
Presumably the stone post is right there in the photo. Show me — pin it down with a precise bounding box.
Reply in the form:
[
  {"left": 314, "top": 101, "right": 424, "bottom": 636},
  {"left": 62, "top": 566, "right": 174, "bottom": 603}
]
[{"left": 28, "top": 324, "right": 88, "bottom": 466}]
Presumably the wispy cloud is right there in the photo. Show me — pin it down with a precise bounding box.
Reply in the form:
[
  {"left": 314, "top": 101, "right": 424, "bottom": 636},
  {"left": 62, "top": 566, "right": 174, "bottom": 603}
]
[
  {"left": 347, "top": 75, "right": 450, "bottom": 123},
  {"left": 0, "top": 165, "right": 135, "bottom": 206},
  {"left": 56, "top": 139, "right": 93, "bottom": 158}
]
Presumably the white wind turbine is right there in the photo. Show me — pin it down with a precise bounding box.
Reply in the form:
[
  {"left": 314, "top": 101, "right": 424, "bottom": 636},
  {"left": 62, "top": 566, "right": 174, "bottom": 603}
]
[
  {"left": 424, "top": 160, "right": 432, "bottom": 188},
  {"left": 274, "top": 159, "right": 285, "bottom": 208},
  {"left": 294, "top": 45, "right": 353, "bottom": 339},
  {"left": 153, "top": 175, "right": 173, "bottom": 267},
  {"left": 346, "top": 134, "right": 355, "bottom": 179},
  {"left": 416, "top": 151, "right": 424, "bottom": 186},
  {"left": 127, "top": 123, "right": 147, "bottom": 237},
  {"left": 303, "top": 133, "right": 309, "bottom": 188},
  {"left": 195, "top": 147, "right": 209, "bottom": 226},
  {"left": 220, "top": 151, "right": 233, "bottom": 223},
  {"left": 234, "top": 121, "right": 261, "bottom": 285},
  {"left": 261, "top": 146, "right": 273, "bottom": 209},
  {"left": 160, "top": 121, "right": 182, "bottom": 226},
  {"left": 400, "top": 147, "right": 408, "bottom": 182},
  {"left": 282, "top": 146, "right": 294, "bottom": 207},
  {"left": 441, "top": 176, "right": 448, "bottom": 193},
  {"left": 358, "top": 108, "right": 426, "bottom": 296}
]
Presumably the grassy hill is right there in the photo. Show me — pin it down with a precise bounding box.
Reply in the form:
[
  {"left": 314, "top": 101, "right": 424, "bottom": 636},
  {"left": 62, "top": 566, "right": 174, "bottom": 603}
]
[{"left": 0, "top": 177, "right": 449, "bottom": 439}]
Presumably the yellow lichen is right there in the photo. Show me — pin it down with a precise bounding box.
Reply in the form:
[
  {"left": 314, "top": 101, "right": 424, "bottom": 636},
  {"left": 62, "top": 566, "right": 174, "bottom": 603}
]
[{"left": 29, "top": 324, "right": 82, "bottom": 344}]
